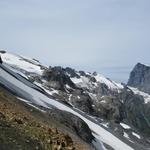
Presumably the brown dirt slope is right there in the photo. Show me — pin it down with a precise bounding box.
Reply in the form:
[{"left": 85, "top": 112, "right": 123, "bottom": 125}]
[{"left": 0, "top": 86, "right": 92, "bottom": 150}]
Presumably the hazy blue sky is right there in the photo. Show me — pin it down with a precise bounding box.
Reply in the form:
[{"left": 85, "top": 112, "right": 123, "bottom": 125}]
[{"left": 0, "top": 0, "right": 150, "bottom": 82}]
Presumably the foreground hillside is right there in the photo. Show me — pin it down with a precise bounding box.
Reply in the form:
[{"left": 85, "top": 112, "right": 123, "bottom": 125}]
[{"left": 0, "top": 86, "right": 91, "bottom": 150}]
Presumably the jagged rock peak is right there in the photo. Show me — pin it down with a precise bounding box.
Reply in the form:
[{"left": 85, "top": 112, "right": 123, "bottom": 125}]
[{"left": 127, "top": 62, "right": 150, "bottom": 94}]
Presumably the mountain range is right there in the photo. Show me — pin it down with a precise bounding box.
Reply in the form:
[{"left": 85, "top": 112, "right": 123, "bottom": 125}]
[{"left": 0, "top": 50, "right": 150, "bottom": 150}]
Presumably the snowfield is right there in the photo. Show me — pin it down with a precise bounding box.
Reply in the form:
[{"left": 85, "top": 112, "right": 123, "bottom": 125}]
[
  {"left": 94, "top": 74, "right": 124, "bottom": 90},
  {"left": 1, "top": 52, "right": 43, "bottom": 75},
  {"left": 0, "top": 63, "right": 134, "bottom": 150},
  {"left": 71, "top": 73, "right": 123, "bottom": 93}
]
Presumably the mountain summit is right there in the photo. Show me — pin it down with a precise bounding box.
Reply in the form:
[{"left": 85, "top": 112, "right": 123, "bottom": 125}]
[{"left": 128, "top": 63, "right": 150, "bottom": 94}]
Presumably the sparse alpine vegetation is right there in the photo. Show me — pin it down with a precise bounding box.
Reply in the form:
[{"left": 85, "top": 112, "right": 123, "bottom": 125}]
[{"left": 0, "top": 86, "right": 90, "bottom": 150}]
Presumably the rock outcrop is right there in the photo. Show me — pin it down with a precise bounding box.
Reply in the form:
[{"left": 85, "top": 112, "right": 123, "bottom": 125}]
[
  {"left": 42, "top": 66, "right": 77, "bottom": 90},
  {"left": 0, "top": 55, "right": 2, "bottom": 64},
  {"left": 128, "top": 63, "right": 150, "bottom": 94}
]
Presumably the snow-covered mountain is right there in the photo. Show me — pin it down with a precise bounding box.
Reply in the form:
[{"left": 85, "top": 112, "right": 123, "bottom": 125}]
[{"left": 0, "top": 51, "right": 150, "bottom": 150}]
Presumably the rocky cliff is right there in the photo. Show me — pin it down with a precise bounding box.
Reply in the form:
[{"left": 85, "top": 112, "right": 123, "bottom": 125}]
[{"left": 128, "top": 63, "right": 150, "bottom": 94}]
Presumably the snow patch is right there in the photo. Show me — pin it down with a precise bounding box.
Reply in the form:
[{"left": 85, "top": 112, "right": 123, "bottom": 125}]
[
  {"left": 129, "top": 87, "right": 150, "bottom": 103},
  {"left": 77, "top": 96, "right": 80, "bottom": 99},
  {"left": 100, "top": 100, "right": 107, "bottom": 104},
  {"left": 132, "top": 132, "right": 141, "bottom": 139},
  {"left": 66, "top": 84, "right": 71, "bottom": 89},
  {"left": 68, "top": 94, "right": 72, "bottom": 101},
  {"left": 124, "top": 132, "right": 130, "bottom": 139},
  {"left": 70, "top": 77, "right": 82, "bottom": 84},
  {"left": 94, "top": 74, "right": 123, "bottom": 90},
  {"left": 27, "top": 103, "right": 46, "bottom": 113},
  {"left": 100, "top": 122, "right": 109, "bottom": 128},
  {"left": 44, "top": 88, "right": 59, "bottom": 95},
  {"left": 120, "top": 123, "right": 131, "bottom": 129}
]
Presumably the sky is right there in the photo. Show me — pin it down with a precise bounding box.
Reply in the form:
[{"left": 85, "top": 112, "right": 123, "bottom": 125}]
[{"left": 0, "top": 0, "right": 150, "bottom": 82}]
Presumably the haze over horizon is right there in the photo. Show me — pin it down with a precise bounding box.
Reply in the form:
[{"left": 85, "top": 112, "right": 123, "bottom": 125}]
[{"left": 0, "top": 0, "right": 150, "bottom": 82}]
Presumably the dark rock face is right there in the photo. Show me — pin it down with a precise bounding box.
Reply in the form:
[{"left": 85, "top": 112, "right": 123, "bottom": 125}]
[
  {"left": 42, "top": 67, "right": 77, "bottom": 90},
  {"left": 0, "top": 112, "right": 5, "bottom": 119},
  {"left": 96, "top": 83, "right": 115, "bottom": 96},
  {"left": 65, "top": 67, "right": 80, "bottom": 78},
  {"left": 127, "top": 63, "right": 150, "bottom": 134},
  {"left": 47, "top": 108, "right": 94, "bottom": 143},
  {"left": 119, "top": 86, "right": 150, "bottom": 135},
  {"left": 0, "top": 56, "right": 2, "bottom": 64},
  {"left": 93, "top": 96, "right": 125, "bottom": 123},
  {"left": 70, "top": 94, "right": 94, "bottom": 114},
  {"left": 128, "top": 63, "right": 150, "bottom": 94},
  {"left": 0, "top": 50, "right": 6, "bottom": 54}
]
